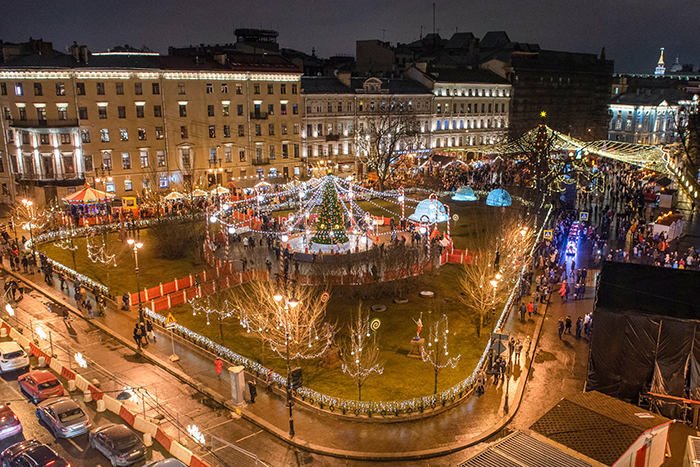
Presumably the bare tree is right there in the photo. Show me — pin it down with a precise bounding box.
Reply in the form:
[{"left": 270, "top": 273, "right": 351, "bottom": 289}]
[
  {"left": 141, "top": 152, "right": 164, "bottom": 216},
  {"left": 673, "top": 107, "right": 700, "bottom": 178},
  {"left": 340, "top": 303, "right": 384, "bottom": 401},
  {"left": 355, "top": 101, "right": 420, "bottom": 190},
  {"left": 421, "top": 313, "right": 460, "bottom": 394}
]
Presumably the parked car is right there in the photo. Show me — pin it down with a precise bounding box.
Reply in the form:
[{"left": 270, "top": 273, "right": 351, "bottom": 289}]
[
  {"left": 89, "top": 424, "right": 146, "bottom": 466},
  {"left": 17, "top": 370, "right": 65, "bottom": 404},
  {"left": 0, "top": 342, "right": 29, "bottom": 374},
  {"left": 0, "top": 439, "right": 70, "bottom": 467},
  {"left": 143, "top": 459, "right": 187, "bottom": 467},
  {"left": 36, "top": 397, "right": 91, "bottom": 438},
  {"left": 0, "top": 404, "right": 22, "bottom": 439}
]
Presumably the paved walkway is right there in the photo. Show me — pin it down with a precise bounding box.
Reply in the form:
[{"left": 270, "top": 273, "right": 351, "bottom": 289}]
[{"left": 2, "top": 248, "right": 552, "bottom": 461}]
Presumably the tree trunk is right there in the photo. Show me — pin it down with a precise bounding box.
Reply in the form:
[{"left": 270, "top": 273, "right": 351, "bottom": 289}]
[
  {"left": 358, "top": 382, "right": 362, "bottom": 401},
  {"left": 434, "top": 367, "right": 438, "bottom": 394},
  {"left": 478, "top": 310, "right": 484, "bottom": 338}
]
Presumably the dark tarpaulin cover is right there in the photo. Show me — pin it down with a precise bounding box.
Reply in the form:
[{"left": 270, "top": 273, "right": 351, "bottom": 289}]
[
  {"left": 618, "top": 315, "right": 659, "bottom": 399},
  {"left": 587, "top": 310, "right": 626, "bottom": 396},
  {"left": 689, "top": 326, "right": 700, "bottom": 399}
]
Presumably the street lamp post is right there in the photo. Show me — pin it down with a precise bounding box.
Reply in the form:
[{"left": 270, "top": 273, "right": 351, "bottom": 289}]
[
  {"left": 21, "top": 199, "right": 35, "bottom": 256},
  {"left": 127, "top": 230, "right": 144, "bottom": 324},
  {"left": 273, "top": 273, "right": 299, "bottom": 438}
]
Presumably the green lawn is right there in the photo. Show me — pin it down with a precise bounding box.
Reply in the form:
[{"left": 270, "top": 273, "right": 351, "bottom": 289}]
[{"left": 39, "top": 230, "right": 203, "bottom": 296}]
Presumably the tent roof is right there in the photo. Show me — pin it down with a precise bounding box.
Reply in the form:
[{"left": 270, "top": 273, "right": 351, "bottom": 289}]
[{"left": 63, "top": 184, "right": 115, "bottom": 205}]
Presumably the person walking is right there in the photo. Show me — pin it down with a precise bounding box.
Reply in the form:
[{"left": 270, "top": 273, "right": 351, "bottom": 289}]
[
  {"left": 59, "top": 272, "right": 67, "bottom": 292},
  {"left": 247, "top": 380, "right": 257, "bottom": 403},
  {"left": 514, "top": 340, "right": 523, "bottom": 365},
  {"left": 215, "top": 357, "right": 223, "bottom": 380},
  {"left": 558, "top": 318, "right": 565, "bottom": 339},
  {"left": 527, "top": 301, "right": 534, "bottom": 319},
  {"left": 560, "top": 280, "right": 567, "bottom": 303},
  {"left": 139, "top": 322, "right": 148, "bottom": 347},
  {"left": 146, "top": 320, "right": 155, "bottom": 342},
  {"left": 565, "top": 316, "right": 572, "bottom": 334},
  {"left": 122, "top": 292, "right": 130, "bottom": 311},
  {"left": 476, "top": 369, "right": 486, "bottom": 395},
  {"left": 133, "top": 324, "right": 142, "bottom": 350},
  {"left": 576, "top": 317, "right": 583, "bottom": 339}
]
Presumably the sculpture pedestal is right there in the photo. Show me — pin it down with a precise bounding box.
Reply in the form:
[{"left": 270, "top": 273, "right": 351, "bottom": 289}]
[
  {"left": 321, "top": 345, "right": 341, "bottom": 369},
  {"left": 229, "top": 366, "right": 246, "bottom": 406},
  {"left": 408, "top": 338, "right": 424, "bottom": 359}
]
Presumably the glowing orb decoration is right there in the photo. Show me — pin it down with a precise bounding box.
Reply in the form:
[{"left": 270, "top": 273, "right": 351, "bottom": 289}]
[
  {"left": 485, "top": 189, "right": 512, "bottom": 207},
  {"left": 451, "top": 186, "right": 477, "bottom": 202}
]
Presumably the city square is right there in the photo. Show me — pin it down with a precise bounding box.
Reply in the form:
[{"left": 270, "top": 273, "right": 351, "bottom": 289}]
[{"left": 0, "top": 3, "right": 699, "bottom": 467}]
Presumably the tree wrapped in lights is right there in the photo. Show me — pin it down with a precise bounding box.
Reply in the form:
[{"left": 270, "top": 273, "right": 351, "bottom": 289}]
[
  {"left": 86, "top": 231, "right": 117, "bottom": 267},
  {"left": 312, "top": 177, "right": 349, "bottom": 245},
  {"left": 229, "top": 281, "right": 335, "bottom": 363},
  {"left": 189, "top": 295, "right": 235, "bottom": 344},
  {"left": 340, "top": 304, "right": 384, "bottom": 401},
  {"left": 421, "top": 313, "right": 460, "bottom": 394},
  {"left": 459, "top": 214, "right": 536, "bottom": 337}
]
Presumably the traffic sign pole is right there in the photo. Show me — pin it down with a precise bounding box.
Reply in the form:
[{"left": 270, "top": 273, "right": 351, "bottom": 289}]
[{"left": 165, "top": 313, "right": 180, "bottom": 362}]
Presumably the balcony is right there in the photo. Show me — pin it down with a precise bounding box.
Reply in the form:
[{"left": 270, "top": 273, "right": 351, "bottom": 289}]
[
  {"left": 9, "top": 118, "right": 79, "bottom": 129},
  {"left": 325, "top": 134, "right": 340, "bottom": 142},
  {"left": 250, "top": 112, "right": 268, "bottom": 120},
  {"left": 252, "top": 157, "right": 271, "bottom": 166},
  {"left": 14, "top": 172, "right": 85, "bottom": 187}
]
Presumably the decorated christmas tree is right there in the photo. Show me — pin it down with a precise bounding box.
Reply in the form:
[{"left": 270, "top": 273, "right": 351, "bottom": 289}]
[{"left": 312, "top": 177, "right": 349, "bottom": 244}]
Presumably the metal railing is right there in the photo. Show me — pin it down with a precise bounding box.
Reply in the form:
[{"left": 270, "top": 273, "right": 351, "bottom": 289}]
[
  {"left": 251, "top": 158, "right": 270, "bottom": 166},
  {"left": 9, "top": 118, "right": 79, "bottom": 128},
  {"left": 249, "top": 112, "right": 268, "bottom": 120}
]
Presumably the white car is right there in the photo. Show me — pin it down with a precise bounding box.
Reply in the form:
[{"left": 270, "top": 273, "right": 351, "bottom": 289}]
[{"left": 0, "top": 342, "right": 29, "bottom": 373}]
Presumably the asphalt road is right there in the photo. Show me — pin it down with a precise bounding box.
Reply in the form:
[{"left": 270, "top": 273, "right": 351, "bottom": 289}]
[{"left": 0, "top": 356, "right": 171, "bottom": 467}]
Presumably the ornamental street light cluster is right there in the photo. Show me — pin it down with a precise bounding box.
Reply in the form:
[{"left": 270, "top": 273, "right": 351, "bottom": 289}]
[{"left": 127, "top": 226, "right": 145, "bottom": 323}]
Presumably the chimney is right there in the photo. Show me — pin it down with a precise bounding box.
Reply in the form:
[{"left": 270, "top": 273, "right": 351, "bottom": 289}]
[
  {"left": 337, "top": 71, "right": 351, "bottom": 87},
  {"left": 79, "top": 45, "right": 89, "bottom": 64},
  {"left": 214, "top": 53, "right": 227, "bottom": 66},
  {"left": 70, "top": 41, "right": 80, "bottom": 62}
]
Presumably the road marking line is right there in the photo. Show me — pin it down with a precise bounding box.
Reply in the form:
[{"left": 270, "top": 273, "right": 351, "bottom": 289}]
[
  {"left": 206, "top": 418, "right": 234, "bottom": 430},
  {"left": 235, "top": 430, "right": 262, "bottom": 443},
  {"left": 68, "top": 438, "right": 84, "bottom": 452}
]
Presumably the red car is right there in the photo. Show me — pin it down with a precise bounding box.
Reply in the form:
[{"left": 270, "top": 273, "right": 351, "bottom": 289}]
[
  {"left": 0, "top": 403, "right": 22, "bottom": 439},
  {"left": 17, "top": 370, "right": 65, "bottom": 404}
]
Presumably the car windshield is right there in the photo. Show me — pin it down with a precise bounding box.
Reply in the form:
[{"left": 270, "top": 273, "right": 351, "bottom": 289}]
[
  {"left": 3, "top": 350, "right": 24, "bottom": 359},
  {"left": 113, "top": 431, "right": 139, "bottom": 450},
  {"left": 28, "top": 446, "right": 57, "bottom": 464},
  {"left": 58, "top": 407, "right": 84, "bottom": 423},
  {"left": 0, "top": 414, "right": 15, "bottom": 427},
  {"left": 37, "top": 380, "right": 60, "bottom": 390}
]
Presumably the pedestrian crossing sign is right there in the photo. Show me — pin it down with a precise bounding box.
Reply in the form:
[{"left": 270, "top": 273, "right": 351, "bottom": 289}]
[
  {"left": 580, "top": 212, "right": 589, "bottom": 222},
  {"left": 543, "top": 230, "right": 553, "bottom": 240},
  {"left": 166, "top": 313, "right": 177, "bottom": 324}
]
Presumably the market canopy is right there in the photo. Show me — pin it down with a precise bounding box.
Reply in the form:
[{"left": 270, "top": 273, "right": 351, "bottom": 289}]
[
  {"left": 63, "top": 183, "right": 115, "bottom": 205},
  {"left": 164, "top": 191, "right": 185, "bottom": 200},
  {"left": 452, "top": 186, "right": 477, "bottom": 202},
  {"left": 191, "top": 189, "right": 208, "bottom": 197},
  {"left": 409, "top": 198, "right": 449, "bottom": 223},
  {"left": 211, "top": 186, "right": 230, "bottom": 195}
]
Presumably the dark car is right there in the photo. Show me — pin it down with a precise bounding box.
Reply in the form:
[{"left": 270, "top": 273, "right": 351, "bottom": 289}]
[
  {"left": 17, "top": 370, "right": 65, "bottom": 404},
  {"left": 0, "top": 439, "right": 70, "bottom": 467},
  {"left": 89, "top": 424, "right": 145, "bottom": 466},
  {"left": 0, "top": 403, "right": 22, "bottom": 439},
  {"left": 36, "top": 397, "right": 91, "bottom": 438}
]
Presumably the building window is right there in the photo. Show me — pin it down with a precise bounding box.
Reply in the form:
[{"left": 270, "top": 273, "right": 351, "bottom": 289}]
[
  {"left": 152, "top": 82, "right": 160, "bottom": 94},
  {"left": 292, "top": 84, "right": 297, "bottom": 94},
  {"left": 282, "top": 144, "right": 288, "bottom": 159},
  {"left": 105, "top": 181, "right": 115, "bottom": 193},
  {"left": 269, "top": 124, "right": 275, "bottom": 136},
  {"left": 55, "top": 83, "right": 66, "bottom": 96},
  {"left": 83, "top": 154, "right": 93, "bottom": 172},
  {"left": 280, "top": 84, "right": 286, "bottom": 94},
  {"left": 178, "top": 82, "right": 186, "bottom": 94},
  {"left": 116, "top": 82, "right": 124, "bottom": 94},
  {"left": 268, "top": 104, "right": 274, "bottom": 115},
  {"left": 102, "top": 152, "right": 113, "bottom": 169},
  {"left": 124, "top": 179, "right": 133, "bottom": 191},
  {"left": 138, "top": 128, "right": 147, "bottom": 140},
  {"left": 281, "top": 124, "right": 287, "bottom": 135},
  {"left": 118, "top": 106, "right": 126, "bottom": 118},
  {"left": 223, "top": 125, "right": 230, "bottom": 138},
  {"left": 159, "top": 175, "right": 168, "bottom": 188},
  {"left": 155, "top": 127, "right": 164, "bottom": 140},
  {"left": 222, "top": 104, "right": 229, "bottom": 116},
  {"left": 292, "top": 104, "right": 298, "bottom": 115},
  {"left": 136, "top": 106, "right": 145, "bottom": 118},
  {"left": 267, "top": 84, "right": 274, "bottom": 94},
  {"left": 154, "top": 105, "right": 162, "bottom": 117},
  {"left": 254, "top": 83, "right": 260, "bottom": 94},
  {"left": 157, "top": 151, "right": 166, "bottom": 167},
  {"left": 181, "top": 148, "right": 190, "bottom": 167},
  {"left": 122, "top": 153, "right": 131, "bottom": 169},
  {"left": 207, "top": 105, "right": 215, "bottom": 117},
  {"left": 15, "top": 83, "right": 23, "bottom": 96},
  {"left": 238, "top": 125, "right": 245, "bottom": 137},
  {"left": 100, "top": 129, "right": 109, "bottom": 142},
  {"left": 437, "top": 104, "right": 441, "bottom": 114},
  {"left": 76, "top": 83, "right": 85, "bottom": 95},
  {"left": 294, "top": 143, "right": 299, "bottom": 158},
  {"left": 179, "top": 104, "right": 187, "bottom": 117},
  {"left": 269, "top": 145, "right": 276, "bottom": 159},
  {"left": 21, "top": 131, "right": 29, "bottom": 145},
  {"left": 60, "top": 134, "right": 70, "bottom": 145},
  {"left": 0, "top": 83, "right": 6, "bottom": 95},
  {"left": 224, "top": 146, "right": 232, "bottom": 163},
  {"left": 209, "top": 125, "right": 216, "bottom": 138},
  {"left": 206, "top": 83, "right": 213, "bottom": 94},
  {"left": 140, "top": 151, "right": 149, "bottom": 167},
  {"left": 34, "top": 83, "right": 42, "bottom": 96},
  {"left": 237, "top": 104, "right": 243, "bottom": 116},
  {"left": 317, "top": 123, "right": 323, "bottom": 136},
  {"left": 255, "top": 124, "right": 261, "bottom": 136},
  {"left": 120, "top": 128, "right": 129, "bottom": 141},
  {"left": 36, "top": 107, "right": 47, "bottom": 122},
  {"left": 236, "top": 84, "right": 242, "bottom": 95},
  {"left": 180, "top": 126, "right": 188, "bottom": 138},
  {"left": 281, "top": 103, "right": 287, "bottom": 115},
  {"left": 97, "top": 106, "right": 108, "bottom": 122},
  {"left": 58, "top": 107, "right": 68, "bottom": 120},
  {"left": 39, "top": 134, "right": 50, "bottom": 145},
  {"left": 338, "top": 123, "right": 343, "bottom": 135},
  {"left": 221, "top": 83, "right": 228, "bottom": 93},
  {"left": 239, "top": 149, "right": 246, "bottom": 162},
  {"left": 79, "top": 107, "right": 88, "bottom": 120},
  {"left": 81, "top": 129, "right": 91, "bottom": 143},
  {"left": 293, "top": 123, "right": 299, "bottom": 135}
]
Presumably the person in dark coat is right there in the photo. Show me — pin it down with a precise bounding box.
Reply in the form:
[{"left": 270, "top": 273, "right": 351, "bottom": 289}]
[
  {"left": 248, "top": 380, "right": 257, "bottom": 403},
  {"left": 558, "top": 319, "right": 565, "bottom": 339},
  {"left": 575, "top": 316, "right": 583, "bottom": 338},
  {"left": 133, "top": 324, "right": 142, "bottom": 349},
  {"left": 565, "top": 316, "right": 572, "bottom": 334}
]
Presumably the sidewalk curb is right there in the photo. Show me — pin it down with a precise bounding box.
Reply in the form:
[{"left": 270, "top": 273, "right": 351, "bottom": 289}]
[{"left": 5, "top": 265, "right": 549, "bottom": 461}]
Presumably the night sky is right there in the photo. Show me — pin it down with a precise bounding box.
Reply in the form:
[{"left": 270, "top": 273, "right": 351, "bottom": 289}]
[{"left": 2, "top": 0, "right": 699, "bottom": 74}]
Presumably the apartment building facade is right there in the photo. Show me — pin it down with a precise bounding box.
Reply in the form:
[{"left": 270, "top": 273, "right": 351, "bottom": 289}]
[
  {"left": 300, "top": 74, "right": 433, "bottom": 176},
  {"left": 0, "top": 47, "right": 303, "bottom": 205}
]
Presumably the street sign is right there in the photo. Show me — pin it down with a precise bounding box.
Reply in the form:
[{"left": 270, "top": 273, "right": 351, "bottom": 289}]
[
  {"left": 543, "top": 230, "right": 553, "bottom": 240},
  {"left": 452, "top": 214, "right": 459, "bottom": 222},
  {"left": 166, "top": 313, "right": 177, "bottom": 324},
  {"left": 320, "top": 291, "right": 330, "bottom": 304},
  {"left": 580, "top": 212, "right": 589, "bottom": 222},
  {"left": 166, "top": 322, "right": 177, "bottom": 330}
]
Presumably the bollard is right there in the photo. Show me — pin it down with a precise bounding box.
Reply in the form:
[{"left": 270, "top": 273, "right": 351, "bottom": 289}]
[
  {"left": 83, "top": 390, "right": 92, "bottom": 403},
  {"left": 38, "top": 356, "right": 46, "bottom": 368},
  {"left": 143, "top": 432, "right": 153, "bottom": 447},
  {"left": 68, "top": 380, "right": 76, "bottom": 392},
  {"left": 96, "top": 399, "right": 106, "bottom": 412}
]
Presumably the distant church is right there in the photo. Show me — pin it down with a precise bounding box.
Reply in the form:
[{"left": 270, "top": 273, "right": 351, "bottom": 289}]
[{"left": 655, "top": 47, "right": 684, "bottom": 76}]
